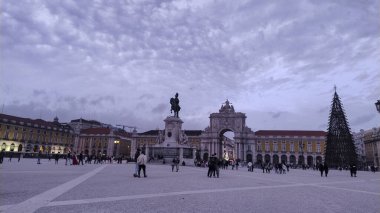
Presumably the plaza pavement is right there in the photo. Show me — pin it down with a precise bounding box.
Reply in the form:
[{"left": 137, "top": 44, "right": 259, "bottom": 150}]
[{"left": 0, "top": 158, "right": 379, "bottom": 213}]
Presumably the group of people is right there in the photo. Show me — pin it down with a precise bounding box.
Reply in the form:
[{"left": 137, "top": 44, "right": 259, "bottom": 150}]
[
  {"left": 0, "top": 150, "right": 22, "bottom": 163},
  {"left": 207, "top": 154, "right": 220, "bottom": 178},
  {"left": 318, "top": 162, "right": 329, "bottom": 177},
  {"left": 1, "top": 148, "right": 375, "bottom": 180}
]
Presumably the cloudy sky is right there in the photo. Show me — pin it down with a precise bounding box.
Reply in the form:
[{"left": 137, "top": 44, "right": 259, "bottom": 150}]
[{"left": 1, "top": 0, "right": 379, "bottom": 133}]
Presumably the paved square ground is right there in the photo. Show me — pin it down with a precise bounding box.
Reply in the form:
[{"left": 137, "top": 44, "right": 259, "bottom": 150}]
[{"left": 1, "top": 159, "right": 379, "bottom": 213}]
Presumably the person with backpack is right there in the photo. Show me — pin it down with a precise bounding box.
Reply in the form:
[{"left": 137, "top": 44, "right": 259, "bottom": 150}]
[{"left": 137, "top": 150, "right": 147, "bottom": 178}]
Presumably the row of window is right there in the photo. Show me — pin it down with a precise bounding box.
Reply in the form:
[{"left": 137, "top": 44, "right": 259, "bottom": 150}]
[
  {"left": 1, "top": 131, "right": 73, "bottom": 143},
  {"left": 257, "top": 142, "right": 321, "bottom": 153},
  {"left": 1, "top": 142, "right": 72, "bottom": 151},
  {"left": 0, "top": 123, "right": 70, "bottom": 132}
]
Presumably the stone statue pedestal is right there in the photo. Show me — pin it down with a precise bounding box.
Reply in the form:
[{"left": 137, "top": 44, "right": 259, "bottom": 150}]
[
  {"left": 161, "top": 116, "right": 183, "bottom": 147},
  {"left": 149, "top": 116, "right": 195, "bottom": 165}
]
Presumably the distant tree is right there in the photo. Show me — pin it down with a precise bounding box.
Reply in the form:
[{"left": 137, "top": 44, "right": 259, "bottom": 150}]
[{"left": 324, "top": 88, "right": 357, "bottom": 168}]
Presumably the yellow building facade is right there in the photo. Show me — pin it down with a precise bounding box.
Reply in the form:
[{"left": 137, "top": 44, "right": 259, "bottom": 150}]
[
  {"left": 0, "top": 114, "right": 74, "bottom": 155},
  {"left": 255, "top": 130, "right": 326, "bottom": 166}
]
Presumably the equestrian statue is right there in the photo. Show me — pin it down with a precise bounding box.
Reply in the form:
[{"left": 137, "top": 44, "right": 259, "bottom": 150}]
[{"left": 170, "top": 93, "right": 181, "bottom": 118}]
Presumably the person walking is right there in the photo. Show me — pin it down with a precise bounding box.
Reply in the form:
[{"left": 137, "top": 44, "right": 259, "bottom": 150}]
[
  {"left": 0, "top": 150, "right": 4, "bottom": 164},
  {"left": 18, "top": 153, "right": 22, "bottom": 162},
  {"left": 79, "top": 152, "right": 84, "bottom": 165},
  {"left": 137, "top": 151, "right": 147, "bottom": 178},
  {"left": 319, "top": 163, "right": 324, "bottom": 177},
  {"left": 37, "top": 151, "right": 42, "bottom": 164},
  {"left": 323, "top": 162, "right": 329, "bottom": 177},
  {"left": 72, "top": 152, "right": 79, "bottom": 165},
  {"left": 207, "top": 154, "right": 217, "bottom": 177},
  {"left": 248, "top": 161, "right": 253, "bottom": 172},
  {"left": 172, "top": 156, "right": 180, "bottom": 172},
  {"left": 65, "top": 151, "right": 72, "bottom": 165},
  {"left": 133, "top": 149, "right": 141, "bottom": 177},
  {"left": 9, "top": 152, "right": 13, "bottom": 162},
  {"left": 54, "top": 153, "right": 60, "bottom": 164},
  {"left": 350, "top": 162, "right": 357, "bottom": 177}
]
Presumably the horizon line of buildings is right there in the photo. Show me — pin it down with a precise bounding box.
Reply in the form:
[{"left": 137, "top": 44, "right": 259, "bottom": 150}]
[{"left": 0, "top": 113, "right": 379, "bottom": 167}]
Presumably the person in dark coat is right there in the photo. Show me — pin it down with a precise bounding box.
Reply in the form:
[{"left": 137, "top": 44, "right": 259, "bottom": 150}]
[
  {"left": 37, "top": 151, "right": 42, "bottom": 164},
  {"left": 0, "top": 150, "right": 4, "bottom": 164},
  {"left": 207, "top": 154, "right": 218, "bottom": 178},
  {"left": 350, "top": 162, "right": 357, "bottom": 177},
  {"left": 319, "top": 163, "right": 324, "bottom": 177},
  {"left": 54, "top": 153, "right": 60, "bottom": 164},
  {"left": 79, "top": 152, "right": 84, "bottom": 165},
  {"left": 172, "top": 156, "right": 180, "bottom": 172},
  {"left": 323, "top": 162, "right": 329, "bottom": 177},
  {"left": 9, "top": 152, "right": 13, "bottom": 162}
]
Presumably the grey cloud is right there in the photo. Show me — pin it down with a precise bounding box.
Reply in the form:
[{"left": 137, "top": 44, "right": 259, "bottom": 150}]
[
  {"left": 318, "top": 107, "right": 329, "bottom": 114},
  {"left": 135, "top": 102, "right": 147, "bottom": 110},
  {"left": 271, "top": 112, "right": 282, "bottom": 119},
  {"left": 89, "top": 96, "right": 115, "bottom": 106},
  {"left": 33, "top": 90, "right": 46, "bottom": 96},
  {"left": 152, "top": 103, "right": 167, "bottom": 114},
  {"left": 139, "top": 94, "right": 155, "bottom": 100},
  {"left": 351, "top": 114, "right": 375, "bottom": 126},
  {"left": 1, "top": 0, "right": 379, "bottom": 132},
  {"left": 354, "top": 72, "right": 369, "bottom": 81}
]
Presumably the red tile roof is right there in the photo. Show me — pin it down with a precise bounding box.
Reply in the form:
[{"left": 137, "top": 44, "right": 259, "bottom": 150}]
[{"left": 255, "top": 130, "right": 326, "bottom": 137}]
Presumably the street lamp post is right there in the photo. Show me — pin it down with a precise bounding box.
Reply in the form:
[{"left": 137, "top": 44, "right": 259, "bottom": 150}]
[
  {"left": 375, "top": 100, "right": 380, "bottom": 113},
  {"left": 114, "top": 140, "right": 120, "bottom": 157}
]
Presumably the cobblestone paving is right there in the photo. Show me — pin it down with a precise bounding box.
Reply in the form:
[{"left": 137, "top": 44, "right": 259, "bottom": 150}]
[{"left": 1, "top": 159, "right": 379, "bottom": 213}]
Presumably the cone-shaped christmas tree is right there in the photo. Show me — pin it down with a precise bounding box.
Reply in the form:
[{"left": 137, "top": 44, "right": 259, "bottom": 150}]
[{"left": 324, "top": 87, "right": 357, "bottom": 168}]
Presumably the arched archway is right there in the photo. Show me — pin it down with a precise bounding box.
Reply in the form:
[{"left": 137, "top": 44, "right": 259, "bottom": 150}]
[
  {"left": 281, "top": 155, "right": 287, "bottom": 163},
  {"left": 26, "top": 144, "right": 32, "bottom": 152},
  {"left": 33, "top": 145, "right": 39, "bottom": 152},
  {"left": 273, "top": 154, "right": 279, "bottom": 164},
  {"left": 246, "top": 152, "right": 252, "bottom": 162},
  {"left": 298, "top": 156, "right": 304, "bottom": 165},
  {"left": 200, "top": 100, "right": 255, "bottom": 161},
  {"left": 289, "top": 155, "right": 296, "bottom": 165},
  {"left": 2, "top": 143, "right": 6, "bottom": 151},
  {"left": 203, "top": 153, "right": 209, "bottom": 161},
  {"left": 219, "top": 129, "right": 235, "bottom": 160},
  {"left": 256, "top": 154, "right": 263, "bottom": 164},
  {"left": 264, "top": 154, "right": 271, "bottom": 163},
  {"left": 18, "top": 144, "right": 23, "bottom": 152},
  {"left": 307, "top": 156, "right": 313, "bottom": 166}
]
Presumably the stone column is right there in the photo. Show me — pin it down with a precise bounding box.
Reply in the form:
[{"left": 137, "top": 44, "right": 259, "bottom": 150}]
[
  {"left": 179, "top": 147, "right": 183, "bottom": 162},
  {"left": 130, "top": 138, "right": 137, "bottom": 158},
  {"left": 145, "top": 146, "right": 149, "bottom": 157}
]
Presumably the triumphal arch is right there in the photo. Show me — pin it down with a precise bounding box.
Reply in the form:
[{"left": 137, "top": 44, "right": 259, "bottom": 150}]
[{"left": 200, "top": 100, "right": 256, "bottom": 162}]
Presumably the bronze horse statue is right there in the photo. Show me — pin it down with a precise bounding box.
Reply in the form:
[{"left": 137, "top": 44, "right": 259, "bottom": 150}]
[{"left": 170, "top": 93, "right": 181, "bottom": 117}]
